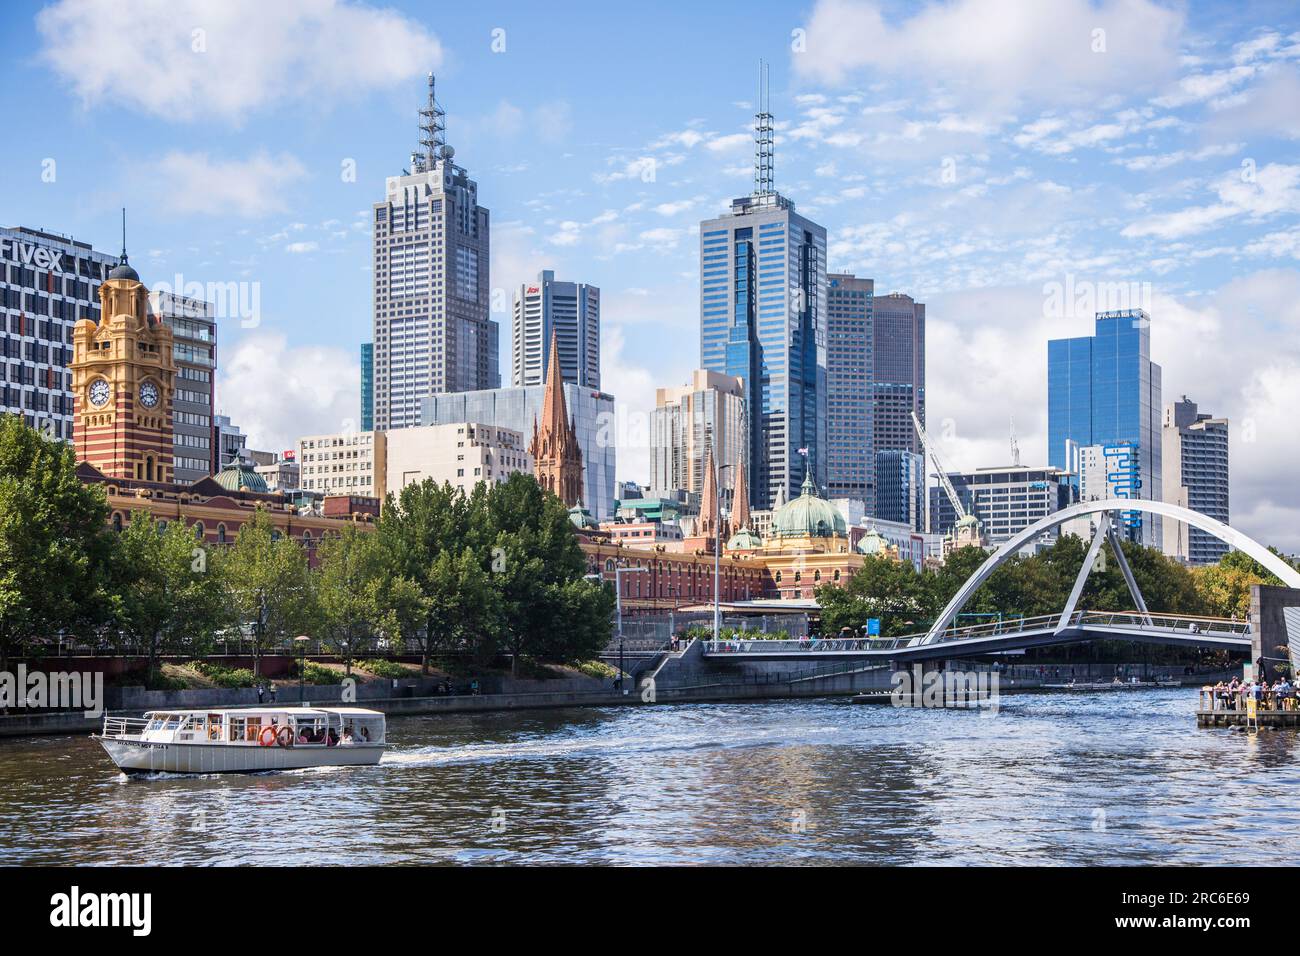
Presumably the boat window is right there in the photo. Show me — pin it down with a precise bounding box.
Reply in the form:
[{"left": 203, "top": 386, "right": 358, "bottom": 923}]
[
  {"left": 146, "top": 716, "right": 164, "bottom": 731},
  {"left": 207, "top": 713, "right": 223, "bottom": 740},
  {"left": 228, "top": 717, "right": 246, "bottom": 741},
  {"left": 163, "top": 714, "right": 181, "bottom": 730},
  {"left": 245, "top": 717, "right": 262, "bottom": 742}
]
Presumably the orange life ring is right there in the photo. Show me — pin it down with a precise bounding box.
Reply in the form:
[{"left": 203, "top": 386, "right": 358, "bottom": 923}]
[
  {"left": 276, "top": 725, "right": 294, "bottom": 748},
  {"left": 258, "top": 725, "right": 277, "bottom": 747}
]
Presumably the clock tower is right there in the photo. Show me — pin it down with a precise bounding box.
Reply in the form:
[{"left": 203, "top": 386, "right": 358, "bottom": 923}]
[{"left": 71, "top": 240, "right": 176, "bottom": 484}]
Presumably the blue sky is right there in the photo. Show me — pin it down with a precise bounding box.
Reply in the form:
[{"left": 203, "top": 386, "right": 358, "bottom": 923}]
[{"left": 3, "top": 0, "right": 1299, "bottom": 548}]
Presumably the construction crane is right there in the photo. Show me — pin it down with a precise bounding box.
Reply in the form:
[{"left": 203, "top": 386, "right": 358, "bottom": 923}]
[{"left": 912, "top": 412, "right": 983, "bottom": 550}]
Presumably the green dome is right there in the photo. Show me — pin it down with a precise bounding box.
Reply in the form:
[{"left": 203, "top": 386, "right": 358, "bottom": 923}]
[
  {"left": 568, "top": 505, "right": 598, "bottom": 530},
  {"left": 214, "top": 460, "right": 268, "bottom": 494},
  {"left": 856, "top": 526, "right": 889, "bottom": 555},
  {"left": 772, "top": 468, "right": 846, "bottom": 538},
  {"left": 726, "top": 527, "right": 763, "bottom": 550}
]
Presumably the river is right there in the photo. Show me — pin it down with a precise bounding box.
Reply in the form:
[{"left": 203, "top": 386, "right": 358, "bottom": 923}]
[{"left": 2, "top": 688, "right": 1297, "bottom": 865}]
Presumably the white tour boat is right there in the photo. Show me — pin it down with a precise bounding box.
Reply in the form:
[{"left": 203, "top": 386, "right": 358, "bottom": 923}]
[{"left": 95, "top": 707, "right": 387, "bottom": 775}]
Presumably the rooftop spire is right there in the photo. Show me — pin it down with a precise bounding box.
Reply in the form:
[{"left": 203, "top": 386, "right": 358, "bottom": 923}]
[
  {"left": 415, "top": 71, "right": 447, "bottom": 173},
  {"left": 753, "top": 59, "right": 774, "bottom": 197},
  {"left": 731, "top": 460, "right": 751, "bottom": 532}
]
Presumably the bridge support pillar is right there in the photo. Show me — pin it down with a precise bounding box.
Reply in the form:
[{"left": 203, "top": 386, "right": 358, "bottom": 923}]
[{"left": 1251, "top": 585, "right": 1300, "bottom": 681}]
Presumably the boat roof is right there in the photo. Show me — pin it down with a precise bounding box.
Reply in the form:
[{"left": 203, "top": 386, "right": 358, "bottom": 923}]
[{"left": 142, "top": 707, "right": 384, "bottom": 717}]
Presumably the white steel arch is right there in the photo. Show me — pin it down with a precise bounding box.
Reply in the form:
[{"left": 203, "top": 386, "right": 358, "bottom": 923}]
[{"left": 923, "top": 498, "right": 1300, "bottom": 644}]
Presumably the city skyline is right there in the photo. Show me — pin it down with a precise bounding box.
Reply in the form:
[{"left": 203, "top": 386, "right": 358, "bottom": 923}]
[{"left": 2, "top": 0, "right": 1298, "bottom": 549}]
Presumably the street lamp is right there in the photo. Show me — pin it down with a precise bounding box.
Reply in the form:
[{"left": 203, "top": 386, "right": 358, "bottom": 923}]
[
  {"left": 714, "top": 462, "right": 732, "bottom": 643},
  {"left": 294, "top": 635, "right": 310, "bottom": 705}
]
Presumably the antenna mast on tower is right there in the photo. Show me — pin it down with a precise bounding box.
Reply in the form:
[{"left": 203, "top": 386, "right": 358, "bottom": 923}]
[
  {"left": 415, "top": 72, "right": 446, "bottom": 173},
  {"left": 753, "top": 59, "right": 775, "bottom": 198}
]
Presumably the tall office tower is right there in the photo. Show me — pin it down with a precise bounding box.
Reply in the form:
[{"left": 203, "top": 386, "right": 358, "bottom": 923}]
[
  {"left": 149, "top": 290, "right": 216, "bottom": 483},
  {"left": 871, "top": 292, "right": 926, "bottom": 459},
  {"left": 360, "top": 342, "right": 374, "bottom": 432},
  {"left": 1048, "top": 309, "right": 1163, "bottom": 546},
  {"left": 511, "top": 270, "right": 600, "bottom": 389},
  {"left": 0, "top": 227, "right": 120, "bottom": 442},
  {"left": 875, "top": 449, "right": 924, "bottom": 531},
  {"left": 1162, "top": 396, "right": 1229, "bottom": 564},
  {"left": 699, "top": 66, "right": 827, "bottom": 511},
  {"left": 649, "top": 369, "right": 748, "bottom": 509},
  {"left": 372, "top": 73, "right": 498, "bottom": 432},
  {"left": 826, "top": 273, "right": 874, "bottom": 501},
  {"left": 214, "top": 414, "right": 249, "bottom": 467}
]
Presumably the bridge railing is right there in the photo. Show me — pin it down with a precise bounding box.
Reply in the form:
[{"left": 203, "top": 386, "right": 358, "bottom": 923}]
[
  {"left": 1077, "top": 611, "right": 1250, "bottom": 637},
  {"left": 700, "top": 610, "right": 1248, "bottom": 655}
]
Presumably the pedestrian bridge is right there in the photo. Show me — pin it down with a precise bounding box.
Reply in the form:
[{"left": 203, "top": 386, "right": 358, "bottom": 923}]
[
  {"left": 703, "top": 498, "right": 1300, "bottom": 665},
  {"left": 701, "top": 610, "right": 1250, "bottom": 663}
]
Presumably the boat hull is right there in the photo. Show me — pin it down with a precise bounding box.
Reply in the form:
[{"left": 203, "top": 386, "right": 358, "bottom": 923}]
[{"left": 96, "top": 737, "right": 385, "bottom": 775}]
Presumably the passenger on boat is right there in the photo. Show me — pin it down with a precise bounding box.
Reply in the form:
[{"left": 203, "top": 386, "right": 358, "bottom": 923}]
[
  {"left": 342, "top": 730, "right": 354, "bottom": 745},
  {"left": 360, "top": 727, "right": 371, "bottom": 742},
  {"left": 327, "top": 728, "right": 339, "bottom": 747}
]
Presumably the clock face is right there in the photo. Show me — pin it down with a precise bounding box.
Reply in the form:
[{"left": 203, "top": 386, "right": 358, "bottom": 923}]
[
  {"left": 139, "top": 382, "right": 160, "bottom": 408},
  {"left": 88, "top": 379, "right": 110, "bottom": 408}
]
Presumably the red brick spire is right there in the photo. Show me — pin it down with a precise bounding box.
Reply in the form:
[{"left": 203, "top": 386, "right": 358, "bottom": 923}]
[{"left": 529, "top": 328, "right": 584, "bottom": 506}]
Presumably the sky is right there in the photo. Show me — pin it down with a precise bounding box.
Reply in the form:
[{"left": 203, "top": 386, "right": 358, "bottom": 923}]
[{"left": 2, "top": 0, "right": 1298, "bottom": 550}]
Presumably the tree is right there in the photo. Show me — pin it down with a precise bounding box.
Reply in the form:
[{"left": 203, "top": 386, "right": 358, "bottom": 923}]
[
  {"left": 111, "top": 515, "right": 229, "bottom": 680},
  {"left": 314, "top": 525, "right": 389, "bottom": 675},
  {"left": 0, "top": 415, "right": 114, "bottom": 679},
  {"left": 818, "top": 554, "right": 933, "bottom": 637},
  {"left": 374, "top": 479, "right": 478, "bottom": 673},
  {"left": 215, "top": 510, "right": 315, "bottom": 677}
]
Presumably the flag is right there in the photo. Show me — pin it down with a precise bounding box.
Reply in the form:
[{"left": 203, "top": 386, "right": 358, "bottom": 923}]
[{"left": 797, "top": 447, "right": 809, "bottom": 457}]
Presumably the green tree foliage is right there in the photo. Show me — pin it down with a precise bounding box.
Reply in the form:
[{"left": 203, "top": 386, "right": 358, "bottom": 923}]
[
  {"left": 0, "top": 415, "right": 114, "bottom": 674},
  {"left": 314, "top": 525, "right": 391, "bottom": 675},
  {"left": 374, "top": 472, "right": 613, "bottom": 673},
  {"left": 111, "top": 516, "right": 229, "bottom": 679},
  {"left": 214, "top": 510, "right": 315, "bottom": 676}
]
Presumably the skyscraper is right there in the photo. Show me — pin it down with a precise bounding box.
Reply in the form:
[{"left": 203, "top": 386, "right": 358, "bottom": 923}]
[
  {"left": 360, "top": 342, "right": 373, "bottom": 432},
  {"left": 826, "top": 273, "right": 874, "bottom": 501},
  {"left": 1162, "top": 396, "right": 1229, "bottom": 564},
  {"left": 149, "top": 289, "right": 217, "bottom": 483},
  {"left": 372, "top": 74, "right": 498, "bottom": 432},
  {"left": 511, "top": 270, "right": 600, "bottom": 389},
  {"left": 699, "top": 68, "right": 827, "bottom": 511},
  {"left": 1048, "top": 310, "right": 1163, "bottom": 546},
  {"left": 1, "top": 226, "right": 120, "bottom": 443},
  {"left": 875, "top": 449, "right": 924, "bottom": 531},
  {"left": 649, "top": 369, "right": 748, "bottom": 509},
  {"left": 870, "top": 291, "right": 925, "bottom": 459}
]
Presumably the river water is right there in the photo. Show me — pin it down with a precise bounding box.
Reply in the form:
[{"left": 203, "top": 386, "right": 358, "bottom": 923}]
[{"left": 2, "top": 688, "right": 1297, "bottom": 866}]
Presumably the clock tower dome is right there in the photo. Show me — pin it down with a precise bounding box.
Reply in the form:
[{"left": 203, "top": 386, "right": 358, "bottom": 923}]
[{"left": 70, "top": 233, "right": 176, "bottom": 484}]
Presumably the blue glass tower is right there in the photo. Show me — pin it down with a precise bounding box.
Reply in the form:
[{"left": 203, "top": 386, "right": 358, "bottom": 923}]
[
  {"left": 1047, "top": 310, "right": 1162, "bottom": 546},
  {"left": 699, "top": 77, "right": 827, "bottom": 511}
]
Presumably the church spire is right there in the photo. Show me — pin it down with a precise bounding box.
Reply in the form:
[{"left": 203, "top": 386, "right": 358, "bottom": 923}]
[
  {"left": 698, "top": 445, "right": 718, "bottom": 537},
  {"left": 731, "top": 460, "right": 751, "bottom": 531},
  {"left": 529, "top": 328, "right": 584, "bottom": 507}
]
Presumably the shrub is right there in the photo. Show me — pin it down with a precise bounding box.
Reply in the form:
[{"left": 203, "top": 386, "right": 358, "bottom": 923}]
[
  {"left": 300, "top": 661, "right": 344, "bottom": 685},
  {"left": 572, "top": 659, "right": 617, "bottom": 679},
  {"left": 192, "top": 662, "right": 258, "bottom": 688},
  {"left": 360, "top": 659, "right": 414, "bottom": 679}
]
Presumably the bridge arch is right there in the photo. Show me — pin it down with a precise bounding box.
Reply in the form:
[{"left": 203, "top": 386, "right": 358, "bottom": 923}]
[{"left": 924, "top": 498, "right": 1300, "bottom": 644}]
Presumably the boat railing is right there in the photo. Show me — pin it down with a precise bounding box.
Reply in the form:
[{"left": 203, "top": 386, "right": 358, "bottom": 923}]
[{"left": 100, "top": 716, "right": 150, "bottom": 739}]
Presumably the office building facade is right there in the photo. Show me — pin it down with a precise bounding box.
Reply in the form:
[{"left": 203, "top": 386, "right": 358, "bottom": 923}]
[
  {"left": 871, "top": 292, "right": 926, "bottom": 458},
  {"left": 385, "top": 421, "right": 530, "bottom": 499},
  {"left": 0, "top": 227, "right": 120, "bottom": 443},
  {"left": 149, "top": 290, "right": 216, "bottom": 483},
  {"left": 297, "top": 429, "right": 387, "bottom": 499},
  {"left": 649, "top": 369, "right": 748, "bottom": 511},
  {"left": 1162, "top": 396, "right": 1229, "bottom": 564},
  {"left": 929, "top": 465, "right": 1075, "bottom": 547},
  {"left": 875, "top": 449, "right": 924, "bottom": 531},
  {"left": 1048, "top": 310, "right": 1163, "bottom": 547},
  {"left": 421, "top": 384, "right": 616, "bottom": 520},
  {"left": 372, "top": 75, "right": 498, "bottom": 432},
  {"left": 511, "top": 270, "right": 600, "bottom": 390},
  {"left": 699, "top": 193, "right": 827, "bottom": 512},
  {"left": 826, "top": 273, "right": 874, "bottom": 501}
]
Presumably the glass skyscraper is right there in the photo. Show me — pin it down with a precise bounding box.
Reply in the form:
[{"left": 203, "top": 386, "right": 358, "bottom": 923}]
[
  {"left": 1048, "top": 310, "right": 1162, "bottom": 546},
  {"left": 699, "top": 194, "right": 827, "bottom": 511},
  {"left": 826, "top": 274, "right": 874, "bottom": 501}
]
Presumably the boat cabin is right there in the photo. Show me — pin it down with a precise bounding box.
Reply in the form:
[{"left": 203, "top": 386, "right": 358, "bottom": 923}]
[{"left": 136, "top": 707, "right": 386, "bottom": 747}]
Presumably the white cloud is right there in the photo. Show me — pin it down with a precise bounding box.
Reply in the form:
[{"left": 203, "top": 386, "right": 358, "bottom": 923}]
[
  {"left": 794, "top": 0, "right": 1184, "bottom": 107},
  {"left": 145, "top": 151, "right": 307, "bottom": 218},
  {"left": 38, "top": 0, "right": 441, "bottom": 123},
  {"left": 216, "top": 332, "right": 359, "bottom": 453},
  {"left": 1122, "top": 163, "right": 1300, "bottom": 240},
  {"left": 284, "top": 241, "right": 318, "bottom": 254}
]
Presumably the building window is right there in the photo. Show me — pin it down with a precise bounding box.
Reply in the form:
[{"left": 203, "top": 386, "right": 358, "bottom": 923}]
[{"left": 217, "top": 523, "right": 227, "bottom": 544}]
